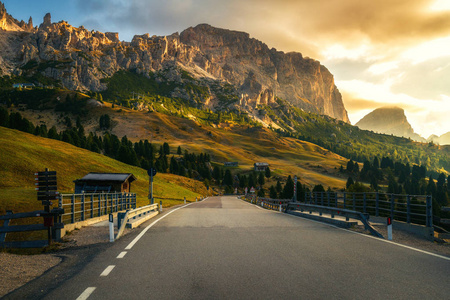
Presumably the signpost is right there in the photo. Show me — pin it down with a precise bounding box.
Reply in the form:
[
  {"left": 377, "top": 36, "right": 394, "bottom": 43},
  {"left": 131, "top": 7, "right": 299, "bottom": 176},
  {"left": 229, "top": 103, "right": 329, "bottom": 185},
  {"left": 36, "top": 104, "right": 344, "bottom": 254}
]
[
  {"left": 148, "top": 168, "right": 157, "bottom": 204},
  {"left": 35, "top": 168, "right": 58, "bottom": 245}
]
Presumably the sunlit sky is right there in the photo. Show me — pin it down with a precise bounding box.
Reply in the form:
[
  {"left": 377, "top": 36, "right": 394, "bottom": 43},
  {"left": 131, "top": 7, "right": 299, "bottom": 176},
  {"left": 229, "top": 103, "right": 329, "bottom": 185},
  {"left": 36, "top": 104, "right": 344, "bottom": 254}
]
[{"left": 3, "top": 0, "right": 450, "bottom": 137}]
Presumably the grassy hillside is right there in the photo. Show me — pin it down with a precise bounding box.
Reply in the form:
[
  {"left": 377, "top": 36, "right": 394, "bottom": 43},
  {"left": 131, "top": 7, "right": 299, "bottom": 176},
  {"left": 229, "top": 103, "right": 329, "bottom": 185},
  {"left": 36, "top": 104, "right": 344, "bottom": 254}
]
[{"left": 0, "top": 127, "right": 210, "bottom": 214}]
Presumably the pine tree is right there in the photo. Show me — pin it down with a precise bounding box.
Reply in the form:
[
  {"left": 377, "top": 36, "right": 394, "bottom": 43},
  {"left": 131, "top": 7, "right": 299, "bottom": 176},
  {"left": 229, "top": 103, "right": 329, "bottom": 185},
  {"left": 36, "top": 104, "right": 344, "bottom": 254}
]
[
  {"left": 269, "top": 185, "right": 278, "bottom": 199},
  {"left": 265, "top": 166, "right": 271, "bottom": 179},
  {"left": 282, "top": 175, "right": 294, "bottom": 199},
  {"left": 258, "top": 172, "right": 265, "bottom": 186},
  {"left": 223, "top": 169, "right": 233, "bottom": 187}
]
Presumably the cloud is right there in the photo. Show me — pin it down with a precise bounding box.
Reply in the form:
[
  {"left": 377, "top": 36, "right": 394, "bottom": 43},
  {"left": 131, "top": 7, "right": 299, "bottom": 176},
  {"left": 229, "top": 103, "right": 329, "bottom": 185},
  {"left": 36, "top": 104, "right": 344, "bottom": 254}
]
[{"left": 70, "top": 0, "right": 450, "bottom": 137}]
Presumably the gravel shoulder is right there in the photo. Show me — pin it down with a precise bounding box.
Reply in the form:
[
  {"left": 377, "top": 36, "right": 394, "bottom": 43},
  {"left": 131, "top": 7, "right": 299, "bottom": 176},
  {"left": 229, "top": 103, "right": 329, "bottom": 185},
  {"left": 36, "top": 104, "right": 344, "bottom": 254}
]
[{"left": 1, "top": 214, "right": 449, "bottom": 298}]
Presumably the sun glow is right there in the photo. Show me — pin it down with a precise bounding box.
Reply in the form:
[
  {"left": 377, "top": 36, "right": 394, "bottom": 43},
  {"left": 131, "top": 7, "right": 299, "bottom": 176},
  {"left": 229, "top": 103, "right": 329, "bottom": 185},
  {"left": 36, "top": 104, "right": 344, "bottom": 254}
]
[{"left": 429, "top": 0, "right": 450, "bottom": 11}]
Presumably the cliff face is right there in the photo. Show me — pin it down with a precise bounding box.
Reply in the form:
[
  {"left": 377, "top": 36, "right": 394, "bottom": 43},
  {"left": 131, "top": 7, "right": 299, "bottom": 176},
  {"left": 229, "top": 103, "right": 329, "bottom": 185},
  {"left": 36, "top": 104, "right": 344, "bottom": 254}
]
[
  {"left": 0, "top": 6, "right": 349, "bottom": 122},
  {"left": 356, "top": 107, "right": 425, "bottom": 142},
  {"left": 180, "top": 24, "right": 348, "bottom": 122}
]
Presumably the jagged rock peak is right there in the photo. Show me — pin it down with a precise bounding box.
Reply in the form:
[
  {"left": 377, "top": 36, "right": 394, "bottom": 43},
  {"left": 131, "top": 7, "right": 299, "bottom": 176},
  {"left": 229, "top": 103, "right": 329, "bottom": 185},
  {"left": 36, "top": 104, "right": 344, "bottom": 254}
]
[
  {"left": 0, "top": 1, "right": 34, "bottom": 31},
  {"left": 43, "top": 13, "right": 51, "bottom": 26}
]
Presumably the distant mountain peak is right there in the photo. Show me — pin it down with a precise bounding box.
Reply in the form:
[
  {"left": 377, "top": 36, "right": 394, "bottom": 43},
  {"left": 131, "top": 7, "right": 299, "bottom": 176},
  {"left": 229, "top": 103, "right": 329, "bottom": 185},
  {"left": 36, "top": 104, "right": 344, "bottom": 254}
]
[{"left": 355, "top": 107, "right": 425, "bottom": 142}]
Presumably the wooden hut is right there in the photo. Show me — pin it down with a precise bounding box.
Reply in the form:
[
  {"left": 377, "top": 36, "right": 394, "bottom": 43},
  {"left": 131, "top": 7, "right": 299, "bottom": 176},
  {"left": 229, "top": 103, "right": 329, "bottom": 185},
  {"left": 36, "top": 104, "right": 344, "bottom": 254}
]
[{"left": 74, "top": 173, "right": 137, "bottom": 193}]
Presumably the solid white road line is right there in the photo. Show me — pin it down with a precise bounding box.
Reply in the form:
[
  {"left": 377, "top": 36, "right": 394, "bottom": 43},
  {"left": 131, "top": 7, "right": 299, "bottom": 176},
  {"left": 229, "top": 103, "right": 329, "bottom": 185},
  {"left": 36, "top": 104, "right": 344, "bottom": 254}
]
[
  {"left": 117, "top": 251, "right": 127, "bottom": 259},
  {"left": 125, "top": 202, "right": 194, "bottom": 250},
  {"left": 100, "top": 265, "right": 115, "bottom": 277},
  {"left": 240, "top": 197, "right": 450, "bottom": 261},
  {"left": 76, "top": 287, "right": 96, "bottom": 300},
  {"left": 284, "top": 211, "right": 450, "bottom": 261}
]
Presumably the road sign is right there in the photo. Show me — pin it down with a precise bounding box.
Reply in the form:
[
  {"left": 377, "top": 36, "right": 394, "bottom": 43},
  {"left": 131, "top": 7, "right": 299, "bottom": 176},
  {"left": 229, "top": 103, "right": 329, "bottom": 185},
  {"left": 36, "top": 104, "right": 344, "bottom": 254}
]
[
  {"left": 147, "top": 168, "right": 157, "bottom": 177},
  {"left": 250, "top": 187, "right": 255, "bottom": 193},
  {"left": 35, "top": 169, "right": 58, "bottom": 202}
]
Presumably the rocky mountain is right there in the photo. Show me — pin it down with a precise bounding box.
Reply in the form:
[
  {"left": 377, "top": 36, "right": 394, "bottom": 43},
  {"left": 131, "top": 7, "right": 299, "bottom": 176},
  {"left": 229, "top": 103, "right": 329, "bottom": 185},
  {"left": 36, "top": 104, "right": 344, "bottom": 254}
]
[
  {"left": 0, "top": 3, "right": 349, "bottom": 122},
  {"left": 428, "top": 132, "right": 450, "bottom": 145},
  {"left": 355, "top": 107, "right": 425, "bottom": 142}
]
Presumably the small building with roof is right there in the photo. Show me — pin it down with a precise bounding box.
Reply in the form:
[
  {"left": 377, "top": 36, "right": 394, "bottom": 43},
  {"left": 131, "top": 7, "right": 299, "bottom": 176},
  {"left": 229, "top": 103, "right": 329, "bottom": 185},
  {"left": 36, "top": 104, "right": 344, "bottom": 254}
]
[
  {"left": 254, "top": 162, "right": 269, "bottom": 172},
  {"left": 74, "top": 173, "right": 137, "bottom": 193}
]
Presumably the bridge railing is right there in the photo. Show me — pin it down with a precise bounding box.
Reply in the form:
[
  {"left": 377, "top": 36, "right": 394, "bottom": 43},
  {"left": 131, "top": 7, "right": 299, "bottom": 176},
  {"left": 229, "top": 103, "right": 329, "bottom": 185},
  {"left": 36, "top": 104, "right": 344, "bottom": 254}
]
[
  {"left": 304, "top": 192, "right": 432, "bottom": 228},
  {"left": 58, "top": 192, "right": 136, "bottom": 225},
  {"left": 242, "top": 191, "right": 432, "bottom": 228}
]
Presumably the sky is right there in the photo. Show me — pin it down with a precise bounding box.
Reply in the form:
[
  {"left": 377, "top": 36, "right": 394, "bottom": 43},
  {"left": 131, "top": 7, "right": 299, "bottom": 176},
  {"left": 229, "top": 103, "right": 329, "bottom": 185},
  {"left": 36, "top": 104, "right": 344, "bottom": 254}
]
[{"left": 3, "top": 0, "right": 450, "bottom": 137}]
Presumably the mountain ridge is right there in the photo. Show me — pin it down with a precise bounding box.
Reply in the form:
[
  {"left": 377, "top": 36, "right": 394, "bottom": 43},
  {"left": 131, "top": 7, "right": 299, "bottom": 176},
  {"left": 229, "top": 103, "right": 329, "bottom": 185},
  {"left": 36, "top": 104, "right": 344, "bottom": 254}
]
[{"left": 0, "top": 2, "right": 349, "bottom": 122}]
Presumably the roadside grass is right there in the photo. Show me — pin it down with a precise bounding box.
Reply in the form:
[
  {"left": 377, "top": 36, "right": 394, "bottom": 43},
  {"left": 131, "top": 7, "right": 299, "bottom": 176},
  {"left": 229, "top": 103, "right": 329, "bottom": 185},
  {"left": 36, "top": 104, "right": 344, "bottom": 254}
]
[{"left": 0, "top": 127, "right": 209, "bottom": 215}]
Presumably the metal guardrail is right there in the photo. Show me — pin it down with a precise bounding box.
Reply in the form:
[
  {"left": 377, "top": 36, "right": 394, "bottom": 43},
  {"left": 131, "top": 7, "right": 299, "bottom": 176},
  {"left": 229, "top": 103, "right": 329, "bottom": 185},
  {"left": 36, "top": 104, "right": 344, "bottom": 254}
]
[
  {"left": 304, "top": 192, "right": 432, "bottom": 228},
  {"left": 116, "top": 203, "right": 160, "bottom": 240},
  {"left": 58, "top": 192, "right": 136, "bottom": 225},
  {"left": 285, "top": 202, "right": 383, "bottom": 238}
]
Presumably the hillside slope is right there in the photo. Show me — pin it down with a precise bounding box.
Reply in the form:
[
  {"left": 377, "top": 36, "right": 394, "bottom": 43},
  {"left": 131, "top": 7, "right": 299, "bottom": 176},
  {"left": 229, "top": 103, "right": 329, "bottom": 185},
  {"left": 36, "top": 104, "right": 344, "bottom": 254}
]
[{"left": 0, "top": 126, "right": 209, "bottom": 214}]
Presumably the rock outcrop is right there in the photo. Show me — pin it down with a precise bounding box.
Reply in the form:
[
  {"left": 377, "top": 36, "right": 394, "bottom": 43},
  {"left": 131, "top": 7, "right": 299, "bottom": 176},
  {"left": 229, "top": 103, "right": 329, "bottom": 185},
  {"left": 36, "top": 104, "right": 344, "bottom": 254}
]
[
  {"left": 0, "top": 3, "right": 349, "bottom": 122},
  {"left": 356, "top": 107, "right": 426, "bottom": 142}
]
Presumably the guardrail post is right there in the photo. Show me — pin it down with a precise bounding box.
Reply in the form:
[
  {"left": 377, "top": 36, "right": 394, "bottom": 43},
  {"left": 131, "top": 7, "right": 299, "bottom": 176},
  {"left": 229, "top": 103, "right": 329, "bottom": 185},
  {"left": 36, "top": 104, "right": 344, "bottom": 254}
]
[
  {"left": 390, "top": 194, "right": 395, "bottom": 221},
  {"left": 160, "top": 201, "right": 163, "bottom": 213},
  {"left": 320, "top": 192, "right": 324, "bottom": 207},
  {"left": 363, "top": 193, "right": 367, "bottom": 214},
  {"left": 71, "top": 194, "right": 75, "bottom": 224},
  {"left": 352, "top": 193, "right": 356, "bottom": 211},
  {"left": 406, "top": 195, "right": 411, "bottom": 224},
  {"left": 426, "top": 195, "right": 433, "bottom": 228},
  {"left": 184, "top": 197, "right": 186, "bottom": 204},
  {"left": 343, "top": 193, "right": 348, "bottom": 221},
  {"left": 343, "top": 192, "right": 346, "bottom": 209},
  {"left": 81, "top": 193, "right": 85, "bottom": 221},
  {"left": 90, "top": 194, "right": 94, "bottom": 218},
  {"left": 98, "top": 194, "right": 102, "bottom": 217},
  {"left": 375, "top": 192, "right": 379, "bottom": 217},
  {"left": 335, "top": 192, "right": 338, "bottom": 208},
  {"left": 327, "top": 192, "right": 330, "bottom": 207},
  {"left": 0, "top": 211, "right": 12, "bottom": 242}
]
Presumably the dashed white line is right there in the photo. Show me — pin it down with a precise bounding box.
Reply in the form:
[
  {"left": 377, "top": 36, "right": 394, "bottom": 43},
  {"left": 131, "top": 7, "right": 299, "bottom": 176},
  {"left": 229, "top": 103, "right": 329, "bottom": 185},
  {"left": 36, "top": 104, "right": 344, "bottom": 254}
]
[
  {"left": 76, "top": 287, "right": 96, "bottom": 300},
  {"left": 100, "top": 265, "right": 115, "bottom": 277},
  {"left": 125, "top": 202, "right": 194, "bottom": 250},
  {"left": 117, "top": 251, "right": 127, "bottom": 258}
]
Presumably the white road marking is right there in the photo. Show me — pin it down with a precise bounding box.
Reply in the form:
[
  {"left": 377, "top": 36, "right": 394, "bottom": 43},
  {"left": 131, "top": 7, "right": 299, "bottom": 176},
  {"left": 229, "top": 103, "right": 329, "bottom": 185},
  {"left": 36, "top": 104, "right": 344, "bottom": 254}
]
[
  {"left": 284, "top": 211, "right": 450, "bottom": 261},
  {"left": 125, "top": 202, "right": 194, "bottom": 250},
  {"left": 117, "top": 251, "right": 127, "bottom": 258},
  {"left": 76, "top": 287, "right": 96, "bottom": 300},
  {"left": 239, "top": 197, "right": 450, "bottom": 261},
  {"left": 100, "top": 265, "right": 115, "bottom": 277}
]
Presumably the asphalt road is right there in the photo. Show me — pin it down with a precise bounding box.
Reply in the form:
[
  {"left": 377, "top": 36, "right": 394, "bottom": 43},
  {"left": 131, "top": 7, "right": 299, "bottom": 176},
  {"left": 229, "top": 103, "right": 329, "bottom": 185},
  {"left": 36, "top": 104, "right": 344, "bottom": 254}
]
[{"left": 22, "top": 196, "right": 450, "bottom": 299}]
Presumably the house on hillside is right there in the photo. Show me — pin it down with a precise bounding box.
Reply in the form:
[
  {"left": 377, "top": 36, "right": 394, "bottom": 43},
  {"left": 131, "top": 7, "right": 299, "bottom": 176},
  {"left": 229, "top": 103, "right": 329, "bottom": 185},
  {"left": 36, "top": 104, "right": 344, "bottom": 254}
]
[
  {"left": 12, "top": 83, "right": 35, "bottom": 89},
  {"left": 254, "top": 162, "right": 269, "bottom": 172},
  {"left": 74, "top": 173, "right": 137, "bottom": 193},
  {"left": 224, "top": 162, "right": 238, "bottom": 167}
]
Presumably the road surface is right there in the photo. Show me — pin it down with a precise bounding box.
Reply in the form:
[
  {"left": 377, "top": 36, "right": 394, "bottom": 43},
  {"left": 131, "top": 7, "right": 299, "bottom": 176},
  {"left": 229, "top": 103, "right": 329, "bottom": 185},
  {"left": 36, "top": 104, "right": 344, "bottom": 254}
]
[{"left": 18, "top": 196, "right": 450, "bottom": 299}]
